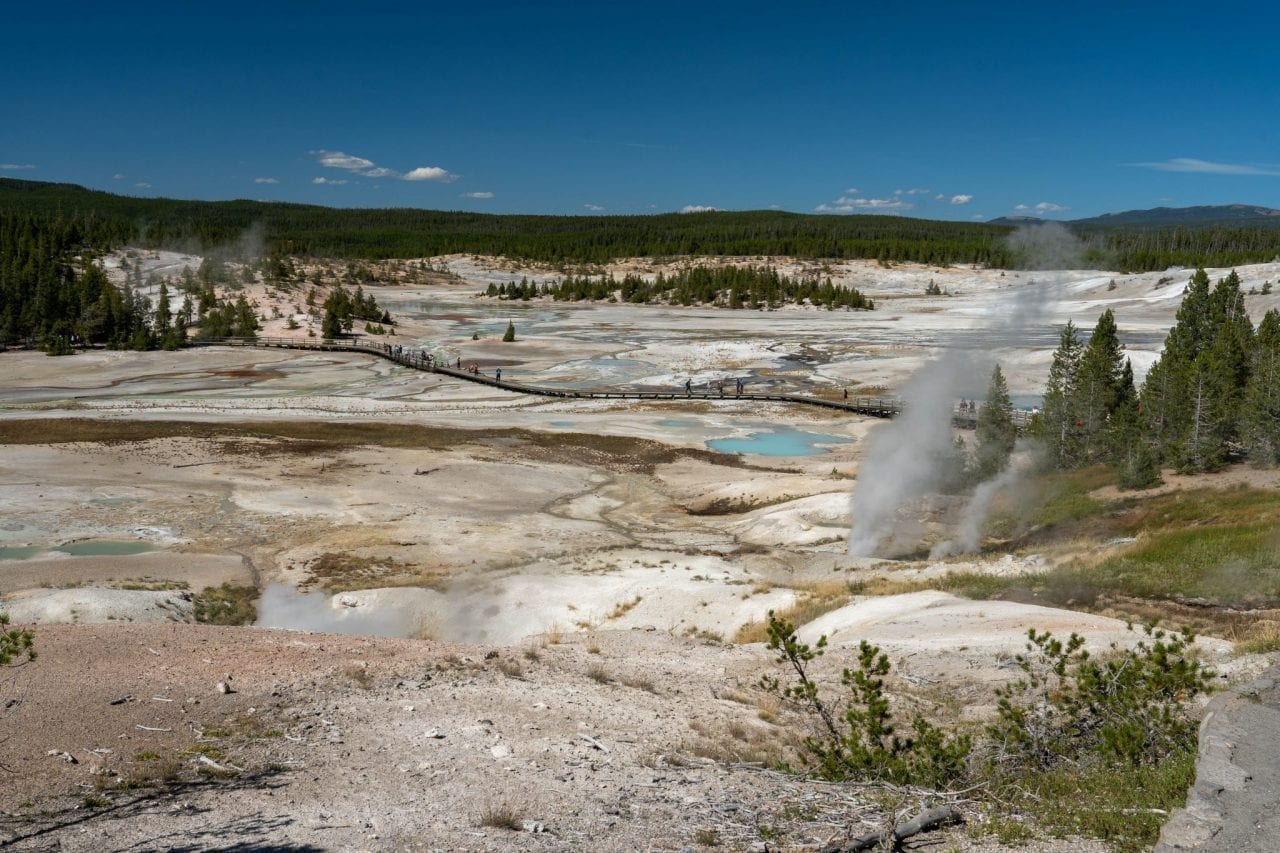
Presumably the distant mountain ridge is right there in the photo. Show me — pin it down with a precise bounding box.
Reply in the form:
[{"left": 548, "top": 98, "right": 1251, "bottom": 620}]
[{"left": 991, "top": 204, "right": 1280, "bottom": 227}]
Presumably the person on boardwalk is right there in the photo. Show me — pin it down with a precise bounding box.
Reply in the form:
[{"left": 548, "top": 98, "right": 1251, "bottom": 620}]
[
  {"left": 684, "top": 378, "right": 692, "bottom": 397},
  {"left": 495, "top": 367, "right": 502, "bottom": 383}
]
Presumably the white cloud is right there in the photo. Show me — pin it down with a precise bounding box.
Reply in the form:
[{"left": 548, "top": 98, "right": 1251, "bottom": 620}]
[
  {"left": 844, "top": 187, "right": 860, "bottom": 194},
  {"left": 312, "top": 176, "right": 348, "bottom": 185},
  {"left": 0, "top": 163, "right": 35, "bottom": 170},
  {"left": 254, "top": 177, "right": 279, "bottom": 184},
  {"left": 314, "top": 150, "right": 376, "bottom": 171},
  {"left": 904, "top": 187, "right": 930, "bottom": 195},
  {"left": 312, "top": 149, "right": 460, "bottom": 183},
  {"left": 1014, "top": 202, "right": 1070, "bottom": 214},
  {"left": 403, "top": 166, "right": 458, "bottom": 183},
  {"left": 1126, "top": 157, "right": 1280, "bottom": 177},
  {"left": 460, "top": 191, "right": 494, "bottom": 199},
  {"left": 818, "top": 196, "right": 912, "bottom": 213},
  {"left": 134, "top": 182, "right": 151, "bottom": 188},
  {"left": 949, "top": 194, "right": 973, "bottom": 205},
  {"left": 113, "top": 173, "right": 125, "bottom": 180},
  {"left": 312, "top": 149, "right": 404, "bottom": 178},
  {"left": 680, "top": 205, "right": 722, "bottom": 213},
  {"left": 935, "top": 193, "right": 946, "bottom": 201},
  {"left": 584, "top": 203, "right": 605, "bottom": 212}
]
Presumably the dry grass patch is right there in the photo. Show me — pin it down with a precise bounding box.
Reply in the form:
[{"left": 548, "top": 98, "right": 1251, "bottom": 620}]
[
  {"left": 342, "top": 663, "right": 374, "bottom": 689},
  {"left": 477, "top": 802, "right": 524, "bottom": 831},
  {"left": 301, "top": 552, "right": 449, "bottom": 593},
  {"left": 620, "top": 674, "right": 658, "bottom": 693},
  {"left": 684, "top": 716, "right": 794, "bottom": 765},
  {"left": 606, "top": 595, "right": 642, "bottom": 620},
  {"left": 733, "top": 579, "right": 857, "bottom": 644},
  {"left": 496, "top": 658, "right": 524, "bottom": 678},
  {"left": 585, "top": 663, "right": 613, "bottom": 684}
]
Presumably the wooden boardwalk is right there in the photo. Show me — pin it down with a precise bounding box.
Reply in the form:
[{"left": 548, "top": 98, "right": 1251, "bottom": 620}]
[{"left": 190, "top": 336, "right": 1031, "bottom": 429}]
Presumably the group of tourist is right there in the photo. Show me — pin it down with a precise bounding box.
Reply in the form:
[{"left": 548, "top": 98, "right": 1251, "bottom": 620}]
[{"left": 682, "top": 377, "right": 748, "bottom": 397}]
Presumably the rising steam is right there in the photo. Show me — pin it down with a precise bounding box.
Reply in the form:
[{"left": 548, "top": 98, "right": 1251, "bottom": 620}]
[
  {"left": 847, "top": 355, "right": 973, "bottom": 556},
  {"left": 255, "top": 584, "right": 422, "bottom": 638},
  {"left": 929, "top": 446, "right": 1029, "bottom": 558},
  {"left": 847, "top": 224, "right": 1086, "bottom": 557}
]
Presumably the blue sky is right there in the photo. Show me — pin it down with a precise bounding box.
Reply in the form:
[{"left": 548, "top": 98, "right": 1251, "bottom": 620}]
[{"left": 3, "top": 1, "right": 1278, "bottom": 219}]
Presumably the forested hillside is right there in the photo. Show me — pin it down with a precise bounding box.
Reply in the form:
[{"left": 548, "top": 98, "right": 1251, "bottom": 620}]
[
  {"left": 5, "top": 178, "right": 1280, "bottom": 270},
  {"left": 0, "top": 178, "right": 1012, "bottom": 266}
]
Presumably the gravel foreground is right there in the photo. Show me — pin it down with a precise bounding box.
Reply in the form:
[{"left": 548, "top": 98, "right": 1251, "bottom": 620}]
[{"left": 0, "top": 623, "right": 1108, "bottom": 852}]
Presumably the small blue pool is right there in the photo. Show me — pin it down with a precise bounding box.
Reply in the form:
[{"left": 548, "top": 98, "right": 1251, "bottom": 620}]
[
  {"left": 707, "top": 427, "right": 852, "bottom": 457},
  {"left": 0, "top": 540, "right": 157, "bottom": 560}
]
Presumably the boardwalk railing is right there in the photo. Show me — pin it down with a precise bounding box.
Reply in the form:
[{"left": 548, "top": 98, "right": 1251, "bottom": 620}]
[{"left": 188, "top": 336, "right": 1032, "bottom": 429}]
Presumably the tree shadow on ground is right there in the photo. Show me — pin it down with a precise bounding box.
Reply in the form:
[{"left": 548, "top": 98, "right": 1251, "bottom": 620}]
[{"left": 0, "top": 768, "right": 323, "bottom": 852}]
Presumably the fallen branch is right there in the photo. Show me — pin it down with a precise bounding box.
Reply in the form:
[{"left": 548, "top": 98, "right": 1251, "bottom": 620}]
[
  {"left": 579, "top": 734, "right": 610, "bottom": 753},
  {"left": 195, "top": 754, "right": 243, "bottom": 774},
  {"left": 819, "top": 806, "right": 962, "bottom": 853}
]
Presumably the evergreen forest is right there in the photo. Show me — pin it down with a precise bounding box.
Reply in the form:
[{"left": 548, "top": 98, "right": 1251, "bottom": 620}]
[
  {"left": 484, "top": 266, "right": 873, "bottom": 309},
  {"left": 1035, "top": 269, "right": 1280, "bottom": 481},
  {"left": 6, "top": 177, "right": 1280, "bottom": 270}
]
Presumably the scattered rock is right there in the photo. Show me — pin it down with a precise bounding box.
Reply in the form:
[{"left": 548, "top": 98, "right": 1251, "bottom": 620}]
[{"left": 216, "top": 681, "right": 234, "bottom": 695}]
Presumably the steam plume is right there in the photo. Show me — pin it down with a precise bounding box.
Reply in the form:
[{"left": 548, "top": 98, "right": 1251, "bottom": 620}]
[
  {"left": 255, "top": 584, "right": 418, "bottom": 638},
  {"left": 847, "top": 354, "right": 973, "bottom": 556},
  {"left": 848, "top": 225, "right": 1086, "bottom": 557},
  {"left": 1005, "top": 221, "right": 1086, "bottom": 270},
  {"left": 929, "top": 446, "right": 1029, "bottom": 558}
]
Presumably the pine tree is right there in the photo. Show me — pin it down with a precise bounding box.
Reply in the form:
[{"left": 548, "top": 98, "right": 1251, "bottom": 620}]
[
  {"left": 974, "top": 364, "right": 1016, "bottom": 479},
  {"left": 1181, "top": 352, "right": 1227, "bottom": 472},
  {"left": 502, "top": 321, "right": 516, "bottom": 342},
  {"left": 1040, "top": 321, "right": 1084, "bottom": 468},
  {"left": 321, "top": 305, "right": 343, "bottom": 339},
  {"left": 154, "top": 282, "right": 173, "bottom": 347},
  {"left": 1240, "top": 310, "right": 1280, "bottom": 466},
  {"left": 1073, "top": 310, "right": 1126, "bottom": 463},
  {"left": 233, "top": 293, "right": 259, "bottom": 337},
  {"left": 1109, "top": 360, "right": 1162, "bottom": 488},
  {"left": 1141, "top": 268, "right": 1254, "bottom": 467}
]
